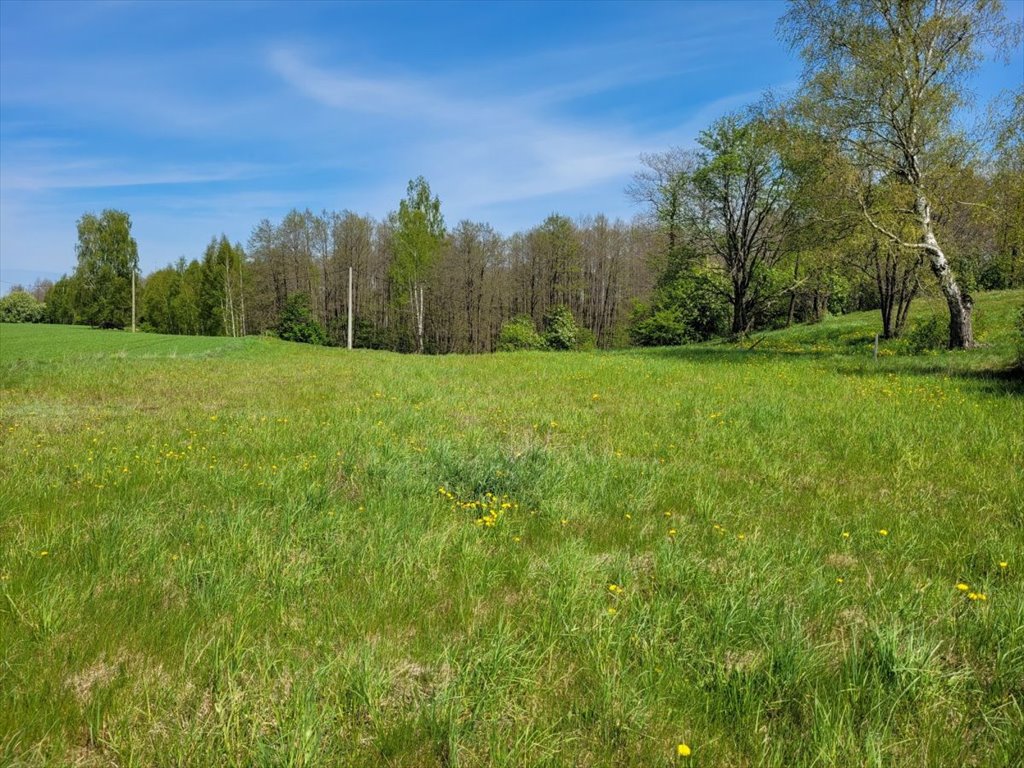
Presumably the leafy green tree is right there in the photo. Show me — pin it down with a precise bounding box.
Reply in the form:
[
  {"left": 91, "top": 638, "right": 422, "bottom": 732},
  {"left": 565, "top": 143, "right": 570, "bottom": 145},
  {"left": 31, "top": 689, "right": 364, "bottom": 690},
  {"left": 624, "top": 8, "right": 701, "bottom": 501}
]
[
  {"left": 199, "top": 236, "right": 246, "bottom": 336},
  {"left": 627, "top": 148, "right": 696, "bottom": 280},
  {"left": 682, "top": 113, "right": 802, "bottom": 334},
  {"left": 44, "top": 276, "right": 80, "bottom": 324},
  {"left": 173, "top": 259, "right": 204, "bottom": 335},
  {"left": 780, "top": 0, "right": 1020, "bottom": 347},
  {"left": 391, "top": 177, "right": 445, "bottom": 353},
  {"left": 0, "top": 290, "right": 46, "bottom": 323},
  {"left": 278, "top": 292, "right": 327, "bottom": 345},
  {"left": 72, "top": 209, "right": 139, "bottom": 328},
  {"left": 140, "top": 267, "right": 183, "bottom": 333}
]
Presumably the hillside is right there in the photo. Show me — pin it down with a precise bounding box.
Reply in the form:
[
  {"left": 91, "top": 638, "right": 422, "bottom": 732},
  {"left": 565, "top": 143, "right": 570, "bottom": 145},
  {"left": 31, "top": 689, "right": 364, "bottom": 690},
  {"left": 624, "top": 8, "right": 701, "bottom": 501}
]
[{"left": 1, "top": 291, "right": 1022, "bottom": 767}]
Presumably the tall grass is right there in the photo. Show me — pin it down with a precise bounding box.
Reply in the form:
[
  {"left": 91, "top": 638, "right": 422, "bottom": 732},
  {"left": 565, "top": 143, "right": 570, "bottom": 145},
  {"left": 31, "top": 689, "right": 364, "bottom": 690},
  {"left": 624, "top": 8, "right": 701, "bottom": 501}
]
[{"left": 1, "top": 291, "right": 1022, "bottom": 766}]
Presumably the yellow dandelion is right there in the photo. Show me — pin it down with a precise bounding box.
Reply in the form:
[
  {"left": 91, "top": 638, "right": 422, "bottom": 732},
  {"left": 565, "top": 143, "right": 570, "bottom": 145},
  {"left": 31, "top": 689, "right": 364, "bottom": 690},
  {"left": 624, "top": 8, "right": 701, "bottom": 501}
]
[
  {"left": 591, "top": 393, "right": 600, "bottom": 401},
  {"left": 878, "top": 529, "right": 889, "bottom": 536},
  {"left": 607, "top": 607, "right": 617, "bottom": 615},
  {"left": 999, "top": 561, "right": 1008, "bottom": 569},
  {"left": 668, "top": 528, "right": 677, "bottom": 537},
  {"left": 39, "top": 550, "right": 49, "bottom": 557},
  {"left": 625, "top": 513, "right": 632, "bottom": 520},
  {"left": 676, "top": 743, "right": 692, "bottom": 757},
  {"left": 836, "top": 577, "right": 844, "bottom": 584},
  {"left": 956, "top": 583, "right": 969, "bottom": 591},
  {"left": 841, "top": 531, "right": 850, "bottom": 539}
]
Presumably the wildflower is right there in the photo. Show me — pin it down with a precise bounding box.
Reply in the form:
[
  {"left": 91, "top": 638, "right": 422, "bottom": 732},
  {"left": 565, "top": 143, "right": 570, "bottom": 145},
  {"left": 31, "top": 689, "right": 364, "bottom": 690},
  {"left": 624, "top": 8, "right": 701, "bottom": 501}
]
[
  {"left": 677, "top": 743, "right": 692, "bottom": 757},
  {"left": 591, "top": 393, "right": 600, "bottom": 401},
  {"left": 737, "top": 533, "right": 746, "bottom": 541},
  {"left": 561, "top": 519, "right": 569, "bottom": 526},
  {"left": 956, "top": 583, "right": 969, "bottom": 592},
  {"left": 668, "top": 528, "right": 677, "bottom": 537},
  {"left": 664, "top": 511, "right": 672, "bottom": 518},
  {"left": 512, "top": 536, "right": 521, "bottom": 543},
  {"left": 39, "top": 550, "right": 48, "bottom": 557},
  {"left": 836, "top": 577, "right": 844, "bottom": 584},
  {"left": 841, "top": 531, "right": 850, "bottom": 539},
  {"left": 607, "top": 607, "right": 617, "bottom": 615},
  {"left": 608, "top": 584, "right": 623, "bottom": 594},
  {"left": 624, "top": 513, "right": 632, "bottom": 520},
  {"left": 999, "top": 561, "right": 1008, "bottom": 569},
  {"left": 878, "top": 529, "right": 889, "bottom": 536}
]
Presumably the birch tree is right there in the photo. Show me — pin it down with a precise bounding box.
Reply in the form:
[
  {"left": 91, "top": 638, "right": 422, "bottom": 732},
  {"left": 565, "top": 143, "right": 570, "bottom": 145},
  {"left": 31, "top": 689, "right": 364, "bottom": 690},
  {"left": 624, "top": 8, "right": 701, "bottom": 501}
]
[
  {"left": 391, "top": 177, "right": 445, "bottom": 353},
  {"left": 780, "top": 0, "right": 1020, "bottom": 348}
]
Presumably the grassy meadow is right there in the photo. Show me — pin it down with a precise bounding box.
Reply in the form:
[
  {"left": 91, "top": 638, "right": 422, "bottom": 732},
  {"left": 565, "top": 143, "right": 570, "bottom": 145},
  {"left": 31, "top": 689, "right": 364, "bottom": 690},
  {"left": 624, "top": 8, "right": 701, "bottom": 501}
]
[{"left": 1, "top": 291, "right": 1023, "bottom": 767}]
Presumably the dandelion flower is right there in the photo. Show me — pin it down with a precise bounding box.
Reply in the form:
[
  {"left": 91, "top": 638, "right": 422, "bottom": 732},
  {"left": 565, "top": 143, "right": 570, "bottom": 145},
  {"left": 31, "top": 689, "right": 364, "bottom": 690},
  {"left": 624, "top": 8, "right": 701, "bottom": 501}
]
[
  {"left": 676, "top": 743, "right": 692, "bottom": 757},
  {"left": 607, "top": 607, "right": 617, "bottom": 615},
  {"left": 39, "top": 550, "right": 48, "bottom": 557},
  {"left": 878, "top": 529, "right": 889, "bottom": 536},
  {"left": 668, "top": 528, "right": 677, "bottom": 537},
  {"left": 999, "top": 561, "right": 1008, "bottom": 569},
  {"left": 836, "top": 577, "right": 844, "bottom": 584},
  {"left": 956, "top": 583, "right": 969, "bottom": 591},
  {"left": 841, "top": 531, "right": 850, "bottom": 539}
]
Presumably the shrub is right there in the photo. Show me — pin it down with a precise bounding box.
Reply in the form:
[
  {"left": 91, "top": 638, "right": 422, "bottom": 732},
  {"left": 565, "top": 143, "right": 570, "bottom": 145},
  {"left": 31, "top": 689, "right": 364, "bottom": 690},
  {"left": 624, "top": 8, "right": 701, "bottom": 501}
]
[
  {"left": 497, "top": 316, "right": 545, "bottom": 351},
  {"left": 0, "top": 290, "right": 46, "bottom": 323},
  {"left": 542, "top": 305, "right": 582, "bottom": 350},
  {"left": 905, "top": 314, "right": 946, "bottom": 354},
  {"left": 277, "top": 293, "right": 327, "bottom": 345},
  {"left": 630, "top": 307, "right": 690, "bottom": 347},
  {"left": 630, "top": 268, "right": 730, "bottom": 346}
]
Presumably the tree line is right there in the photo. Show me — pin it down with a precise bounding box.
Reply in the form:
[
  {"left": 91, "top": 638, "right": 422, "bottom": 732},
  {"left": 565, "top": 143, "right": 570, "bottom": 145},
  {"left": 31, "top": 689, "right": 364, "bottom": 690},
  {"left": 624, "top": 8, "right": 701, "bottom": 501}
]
[{"left": 10, "top": 0, "right": 1022, "bottom": 351}]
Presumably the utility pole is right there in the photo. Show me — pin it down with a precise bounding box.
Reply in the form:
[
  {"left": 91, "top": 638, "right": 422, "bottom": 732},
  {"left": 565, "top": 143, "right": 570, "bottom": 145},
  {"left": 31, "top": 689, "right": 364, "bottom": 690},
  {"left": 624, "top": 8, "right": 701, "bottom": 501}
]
[
  {"left": 347, "top": 266, "right": 354, "bottom": 350},
  {"left": 131, "top": 268, "right": 136, "bottom": 332}
]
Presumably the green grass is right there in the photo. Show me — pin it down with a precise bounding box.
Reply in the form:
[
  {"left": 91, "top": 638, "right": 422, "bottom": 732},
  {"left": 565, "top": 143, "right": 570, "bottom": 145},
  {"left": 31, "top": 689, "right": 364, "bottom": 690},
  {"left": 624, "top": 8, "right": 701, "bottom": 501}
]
[{"left": 2, "top": 292, "right": 1022, "bottom": 767}]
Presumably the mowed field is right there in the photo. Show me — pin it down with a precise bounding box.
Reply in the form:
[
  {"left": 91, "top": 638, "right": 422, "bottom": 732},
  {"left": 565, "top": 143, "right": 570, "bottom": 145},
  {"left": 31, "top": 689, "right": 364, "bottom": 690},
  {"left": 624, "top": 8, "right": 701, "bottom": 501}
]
[{"left": 1, "top": 291, "right": 1022, "bottom": 767}]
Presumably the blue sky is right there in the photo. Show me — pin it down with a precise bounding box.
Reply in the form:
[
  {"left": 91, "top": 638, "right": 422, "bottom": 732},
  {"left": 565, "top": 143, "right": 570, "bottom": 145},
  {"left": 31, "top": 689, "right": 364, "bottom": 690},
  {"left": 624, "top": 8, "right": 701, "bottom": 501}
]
[{"left": 1, "top": 0, "right": 1021, "bottom": 290}]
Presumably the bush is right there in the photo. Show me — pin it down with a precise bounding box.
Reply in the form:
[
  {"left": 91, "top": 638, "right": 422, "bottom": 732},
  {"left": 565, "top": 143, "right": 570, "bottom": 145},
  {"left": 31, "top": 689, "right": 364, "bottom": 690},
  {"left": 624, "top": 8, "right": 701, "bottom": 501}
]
[
  {"left": 630, "top": 268, "right": 730, "bottom": 346},
  {"left": 277, "top": 293, "right": 327, "bottom": 345},
  {"left": 905, "top": 314, "right": 946, "bottom": 354},
  {"left": 497, "top": 316, "right": 545, "bottom": 351},
  {"left": 0, "top": 290, "right": 46, "bottom": 323},
  {"left": 630, "top": 307, "right": 690, "bottom": 347},
  {"left": 542, "top": 305, "right": 583, "bottom": 350}
]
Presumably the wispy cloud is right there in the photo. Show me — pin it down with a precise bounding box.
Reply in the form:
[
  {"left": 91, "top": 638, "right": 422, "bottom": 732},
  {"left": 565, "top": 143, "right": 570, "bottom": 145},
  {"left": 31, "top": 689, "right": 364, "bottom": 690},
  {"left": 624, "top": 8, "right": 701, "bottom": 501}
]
[{"left": 267, "top": 46, "right": 659, "bottom": 216}]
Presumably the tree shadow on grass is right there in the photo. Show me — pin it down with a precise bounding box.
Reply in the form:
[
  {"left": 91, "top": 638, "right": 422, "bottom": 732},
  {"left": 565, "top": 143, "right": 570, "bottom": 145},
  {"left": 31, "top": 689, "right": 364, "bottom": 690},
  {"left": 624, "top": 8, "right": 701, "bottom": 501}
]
[
  {"left": 835, "top": 361, "right": 1024, "bottom": 396},
  {"left": 638, "top": 343, "right": 1023, "bottom": 396}
]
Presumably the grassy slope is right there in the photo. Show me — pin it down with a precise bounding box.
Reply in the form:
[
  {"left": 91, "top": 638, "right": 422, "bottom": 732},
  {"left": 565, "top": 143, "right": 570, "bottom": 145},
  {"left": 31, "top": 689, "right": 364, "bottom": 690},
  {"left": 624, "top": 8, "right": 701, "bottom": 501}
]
[{"left": 1, "top": 292, "right": 1022, "bottom": 767}]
